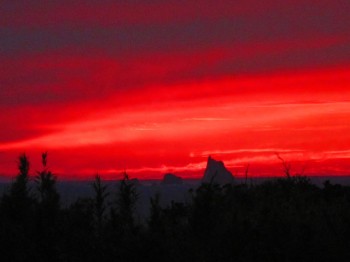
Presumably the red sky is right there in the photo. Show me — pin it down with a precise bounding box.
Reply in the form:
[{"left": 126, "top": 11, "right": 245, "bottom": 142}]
[{"left": 1, "top": 0, "right": 350, "bottom": 180}]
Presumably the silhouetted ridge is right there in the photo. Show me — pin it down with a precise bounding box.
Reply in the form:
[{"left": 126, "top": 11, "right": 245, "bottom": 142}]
[
  {"left": 202, "top": 156, "right": 234, "bottom": 184},
  {"left": 162, "top": 173, "right": 183, "bottom": 185}
]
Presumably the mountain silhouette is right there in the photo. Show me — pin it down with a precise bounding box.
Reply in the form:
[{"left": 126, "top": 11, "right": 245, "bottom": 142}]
[
  {"left": 162, "top": 173, "right": 183, "bottom": 185},
  {"left": 202, "top": 156, "right": 234, "bottom": 184}
]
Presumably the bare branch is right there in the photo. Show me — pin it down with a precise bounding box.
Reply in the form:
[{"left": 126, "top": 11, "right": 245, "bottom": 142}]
[{"left": 275, "top": 153, "right": 291, "bottom": 178}]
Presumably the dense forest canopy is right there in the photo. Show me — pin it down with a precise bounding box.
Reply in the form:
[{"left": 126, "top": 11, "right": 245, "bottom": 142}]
[{"left": 1, "top": 153, "right": 350, "bottom": 261}]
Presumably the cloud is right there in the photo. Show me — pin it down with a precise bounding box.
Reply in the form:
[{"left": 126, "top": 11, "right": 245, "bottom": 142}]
[
  {"left": 199, "top": 148, "right": 304, "bottom": 156},
  {"left": 4, "top": 0, "right": 347, "bottom": 28},
  {"left": 1, "top": 0, "right": 350, "bottom": 178},
  {"left": 0, "top": 67, "right": 349, "bottom": 149}
]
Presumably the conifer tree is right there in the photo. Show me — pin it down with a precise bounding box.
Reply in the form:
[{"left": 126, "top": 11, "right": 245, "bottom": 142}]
[
  {"left": 35, "top": 152, "right": 60, "bottom": 212},
  {"left": 6, "top": 153, "right": 33, "bottom": 222},
  {"left": 92, "top": 174, "right": 109, "bottom": 233}
]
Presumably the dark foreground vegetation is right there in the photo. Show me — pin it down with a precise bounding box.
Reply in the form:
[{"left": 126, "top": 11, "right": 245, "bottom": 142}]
[{"left": 1, "top": 153, "right": 350, "bottom": 262}]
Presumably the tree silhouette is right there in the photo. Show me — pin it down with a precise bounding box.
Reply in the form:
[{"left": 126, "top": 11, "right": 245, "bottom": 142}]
[
  {"left": 33, "top": 152, "right": 60, "bottom": 261},
  {"left": 276, "top": 153, "right": 292, "bottom": 178},
  {"left": 148, "top": 192, "right": 162, "bottom": 231},
  {"left": 35, "top": 152, "right": 60, "bottom": 211},
  {"left": 92, "top": 173, "right": 109, "bottom": 235},
  {"left": 0, "top": 153, "right": 36, "bottom": 261},
  {"left": 116, "top": 172, "right": 138, "bottom": 231},
  {"left": 5, "top": 153, "right": 33, "bottom": 222},
  {"left": 1, "top": 153, "right": 350, "bottom": 261},
  {"left": 12, "top": 153, "right": 30, "bottom": 200}
]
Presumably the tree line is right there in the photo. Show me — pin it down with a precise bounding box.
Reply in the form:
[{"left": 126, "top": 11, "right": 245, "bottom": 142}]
[{"left": 1, "top": 153, "right": 350, "bottom": 262}]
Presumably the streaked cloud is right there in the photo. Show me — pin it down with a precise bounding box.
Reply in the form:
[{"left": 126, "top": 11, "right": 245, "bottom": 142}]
[
  {"left": 199, "top": 148, "right": 304, "bottom": 156},
  {"left": 0, "top": 0, "right": 349, "bottom": 178}
]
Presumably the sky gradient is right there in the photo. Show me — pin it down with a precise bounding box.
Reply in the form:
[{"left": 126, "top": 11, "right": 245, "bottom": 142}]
[{"left": 1, "top": 0, "right": 350, "bottom": 179}]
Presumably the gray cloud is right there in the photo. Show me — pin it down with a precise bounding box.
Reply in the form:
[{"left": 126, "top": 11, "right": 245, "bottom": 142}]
[
  {"left": 1, "top": 2, "right": 349, "bottom": 55},
  {"left": 0, "top": 0, "right": 349, "bottom": 108}
]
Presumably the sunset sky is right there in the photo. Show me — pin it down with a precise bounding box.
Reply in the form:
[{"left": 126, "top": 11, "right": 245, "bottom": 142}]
[{"left": 1, "top": 0, "right": 350, "bottom": 180}]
